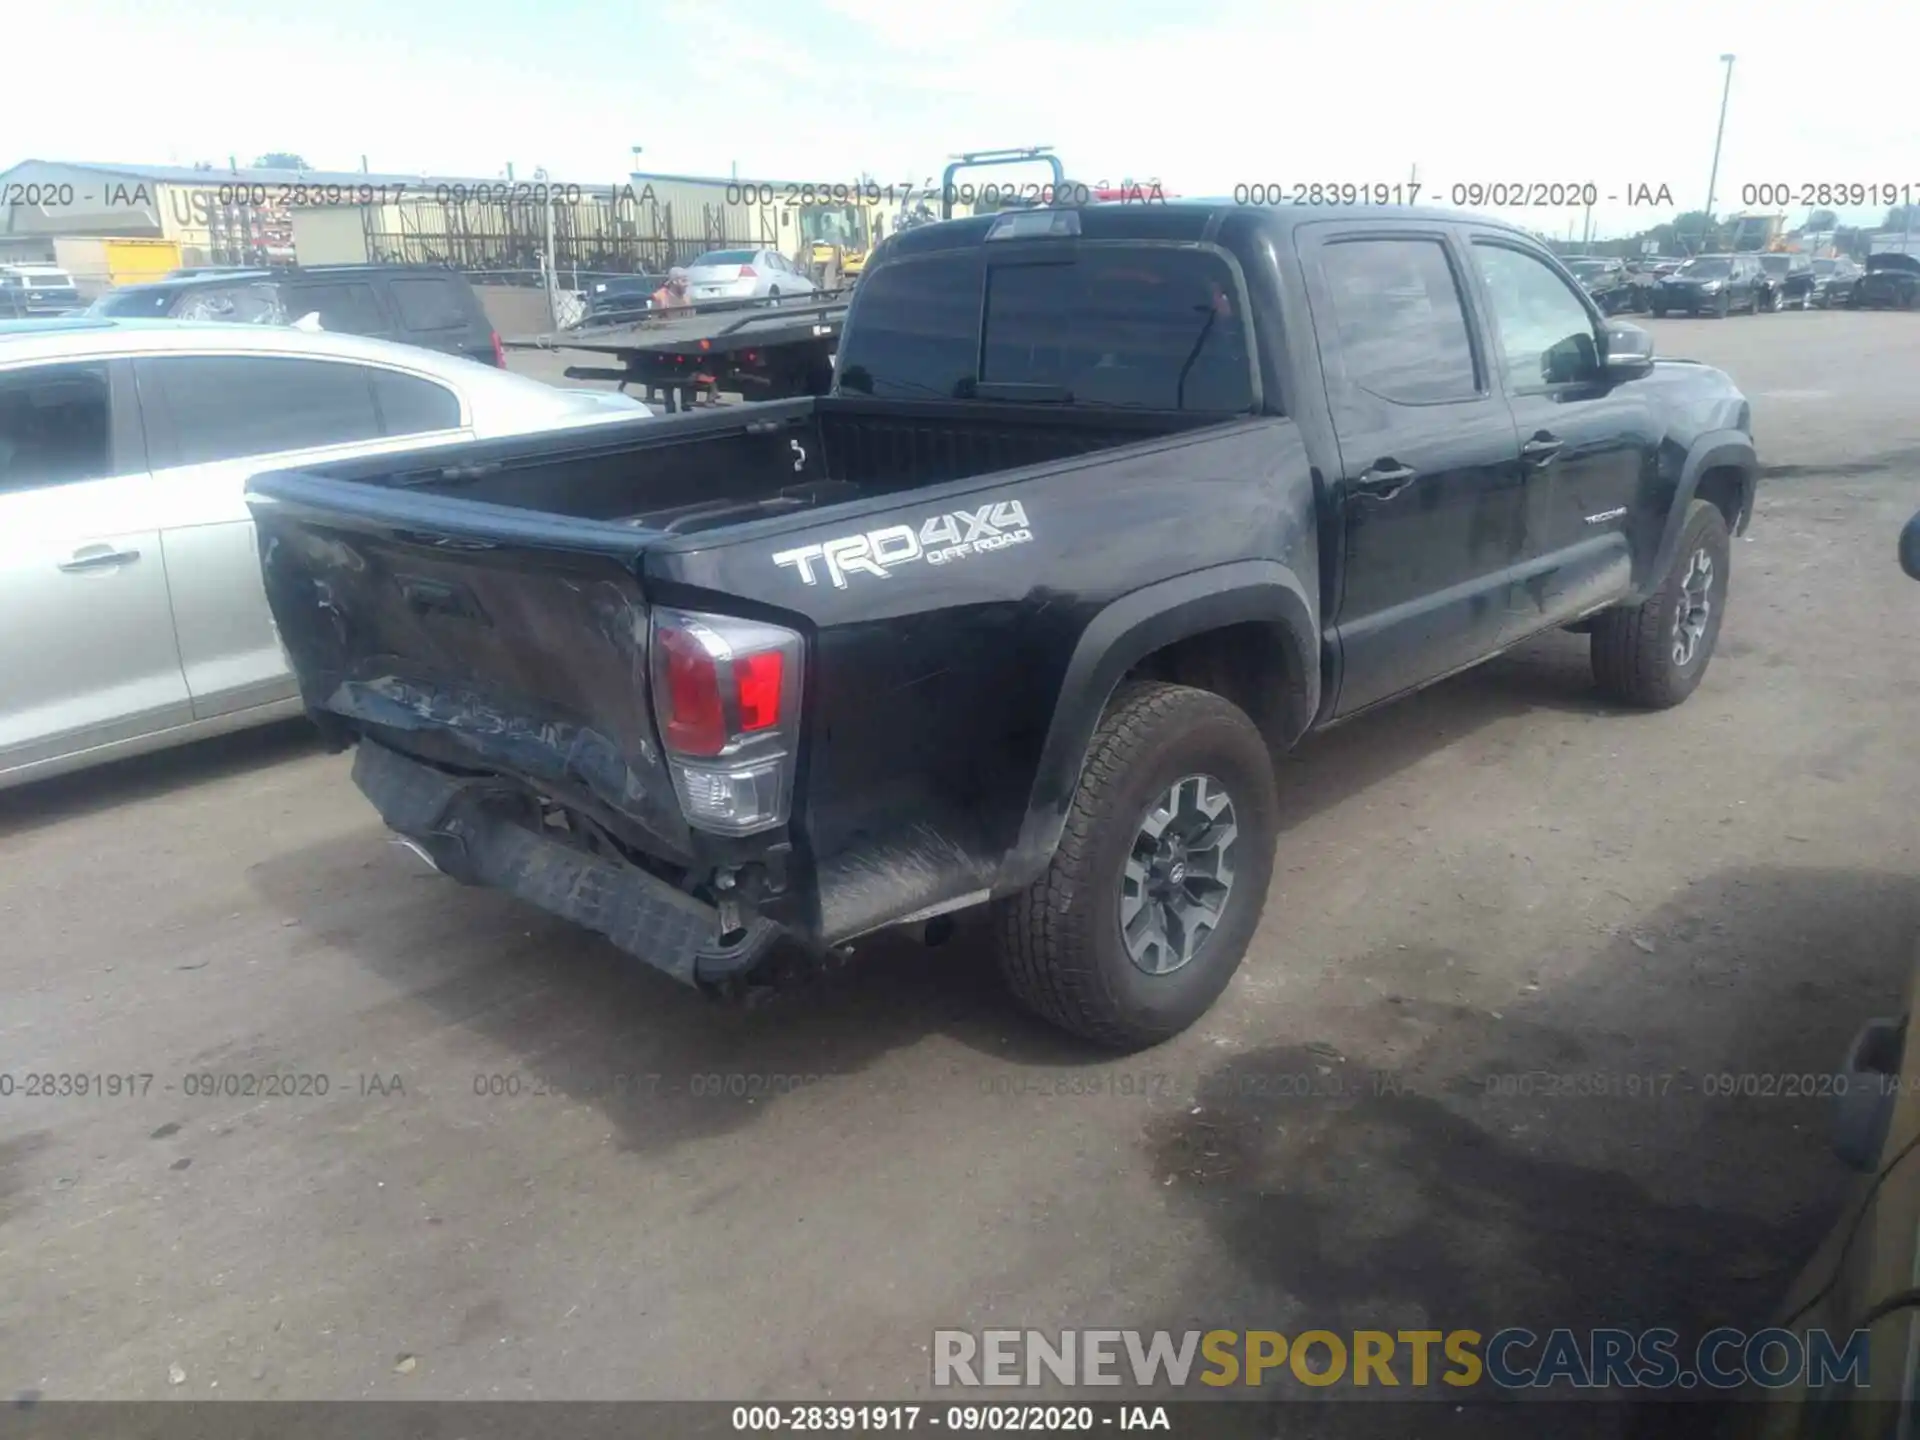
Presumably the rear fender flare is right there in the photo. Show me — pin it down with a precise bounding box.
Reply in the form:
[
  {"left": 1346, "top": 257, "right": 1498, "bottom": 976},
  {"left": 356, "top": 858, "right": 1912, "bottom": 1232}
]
[
  {"left": 1633, "top": 430, "right": 1755, "bottom": 601},
  {"left": 996, "top": 561, "right": 1318, "bottom": 895}
]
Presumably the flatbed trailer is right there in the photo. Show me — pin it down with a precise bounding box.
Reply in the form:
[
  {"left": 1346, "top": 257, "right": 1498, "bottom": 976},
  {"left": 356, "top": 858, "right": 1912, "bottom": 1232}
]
[{"left": 506, "top": 290, "right": 850, "bottom": 411}]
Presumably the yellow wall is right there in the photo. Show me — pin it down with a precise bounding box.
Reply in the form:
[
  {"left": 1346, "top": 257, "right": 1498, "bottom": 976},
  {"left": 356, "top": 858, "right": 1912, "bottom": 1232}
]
[{"left": 104, "top": 238, "right": 180, "bottom": 285}]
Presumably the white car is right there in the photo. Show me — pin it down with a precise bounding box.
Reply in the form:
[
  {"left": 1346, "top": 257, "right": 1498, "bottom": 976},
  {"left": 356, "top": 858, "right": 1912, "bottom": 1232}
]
[
  {"left": 684, "top": 248, "right": 818, "bottom": 301},
  {"left": 0, "top": 317, "right": 651, "bottom": 790}
]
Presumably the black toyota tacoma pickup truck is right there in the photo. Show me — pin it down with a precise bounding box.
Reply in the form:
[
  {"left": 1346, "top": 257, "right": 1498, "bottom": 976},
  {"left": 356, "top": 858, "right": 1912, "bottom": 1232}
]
[{"left": 248, "top": 201, "right": 1758, "bottom": 1049}]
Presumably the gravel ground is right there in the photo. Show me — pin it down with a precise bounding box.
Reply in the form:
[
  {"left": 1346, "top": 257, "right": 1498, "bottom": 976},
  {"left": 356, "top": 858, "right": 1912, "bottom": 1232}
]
[{"left": 2, "top": 308, "right": 1917, "bottom": 1432}]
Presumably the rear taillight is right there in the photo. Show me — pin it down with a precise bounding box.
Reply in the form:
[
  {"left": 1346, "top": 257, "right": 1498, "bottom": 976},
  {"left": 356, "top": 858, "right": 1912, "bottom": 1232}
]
[
  {"left": 490, "top": 329, "right": 507, "bottom": 368},
  {"left": 738, "top": 264, "right": 758, "bottom": 278},
  {"left": 650, "top": 608, "right": 804, "bottom": 835}
]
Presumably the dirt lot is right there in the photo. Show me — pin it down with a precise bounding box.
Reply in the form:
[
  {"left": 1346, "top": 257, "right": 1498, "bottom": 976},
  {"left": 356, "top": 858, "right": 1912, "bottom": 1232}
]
[{"left": 3, "top": 309, "right": 1918, "bottom": 1427}]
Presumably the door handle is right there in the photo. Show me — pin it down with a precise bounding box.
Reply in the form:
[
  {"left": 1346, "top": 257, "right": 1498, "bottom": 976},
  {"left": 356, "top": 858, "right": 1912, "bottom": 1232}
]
[
  {"left": 1353, "top": 462, "right": 1417, "bottom": 500},
  {"left": 1521, "top": 434, "right": 1565, "bottom": 463},
  {"left": 57, "top": 546, "right": 142, "bottom": 572}
]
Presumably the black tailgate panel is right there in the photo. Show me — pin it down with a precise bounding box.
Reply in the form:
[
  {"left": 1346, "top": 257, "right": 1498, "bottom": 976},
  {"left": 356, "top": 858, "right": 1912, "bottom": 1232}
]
[{"left": 257, "top": 511, "right": 691, "bottom": 860}]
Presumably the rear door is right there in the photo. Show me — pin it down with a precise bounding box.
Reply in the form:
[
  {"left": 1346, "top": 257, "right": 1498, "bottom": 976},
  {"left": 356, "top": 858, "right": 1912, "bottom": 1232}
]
[
  {"left": 1297, "top": 224, "right": 1528, "bottom": 715},
  {"left": 134, "top": 352, "right": 472, "bottom": 719},
  {"left": 0, "top": 357, "right": 191, "bottom": 775},
  {"left": 1463, "top": 236, "right": 1656, "bottom": 634},
  {"left": 383, "top": 274, "right": 493, "bottom": 362}
]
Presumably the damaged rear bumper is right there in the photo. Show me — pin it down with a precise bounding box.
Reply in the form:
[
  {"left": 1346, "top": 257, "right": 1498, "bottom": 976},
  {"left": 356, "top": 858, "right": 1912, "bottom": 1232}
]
[{"left": 353, "top": 740, "right": 784, "bottom": 987}]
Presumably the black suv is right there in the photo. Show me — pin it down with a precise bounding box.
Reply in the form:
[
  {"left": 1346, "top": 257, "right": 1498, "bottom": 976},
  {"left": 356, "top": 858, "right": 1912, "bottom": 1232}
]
[
  {"left": 1855, "top": 253, "right": 1920, "bottom": 310},
  {"left": 1650, "top": 254, "right": 1766, "bottom": 317},
  {"left": 1756, "top": 253, "right": 1816, "bottom": 310},
  {"left": 1565, "top": 256, "right": 1641, "bottom": 314},
  {"left": 87, "top": 265, "right": 505, "bottom": 367}
]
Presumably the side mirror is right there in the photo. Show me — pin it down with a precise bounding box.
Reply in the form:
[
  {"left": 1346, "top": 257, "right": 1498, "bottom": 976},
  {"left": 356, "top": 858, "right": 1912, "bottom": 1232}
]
[
  {"left": 1603, "top": 321, "right": 1655, "bottom": 378},
  {"left": 1901, "top": 510, "right": 1920, "bottom": 581}
]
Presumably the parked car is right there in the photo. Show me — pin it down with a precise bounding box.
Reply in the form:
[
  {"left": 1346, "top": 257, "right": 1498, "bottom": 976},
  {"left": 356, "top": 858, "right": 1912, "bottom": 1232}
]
[
  {"left": 1565, "top": 256, "right": 1642, "bottom": 315},
  {"left": 1854, "top": 252, "right": 1920, "bottom": 310},
  {"left": 87, "top": 265, "right": 508, "bottom": 367},
  {"left": 0, "top": 318, "right": 651, "bottom": 790},
  {"left": 1757, "top": 252, "right": 1816, "bottom": 310},
  {"left": 0, "top": 265, "right": 84, "bottom": 317},
  {"left": 684, "top": 248, "right": 819, "bottom": 302},
  {"left": 1808, "top": 257, "right": 1863, "bottom": 309},
  {"left": 1650, "top": 253, "right": 1767, "bottom": 317},
  {"left": 578, "top": 273, "right": 663, "bottom": 327},
  {"left": 248, "top": 201, "right": 1757, "bottom": 1049}
]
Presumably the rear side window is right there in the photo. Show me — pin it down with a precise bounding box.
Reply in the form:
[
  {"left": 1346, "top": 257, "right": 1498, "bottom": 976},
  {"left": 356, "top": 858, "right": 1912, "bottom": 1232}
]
[
  {"left": 1316, "top": 237, "right": 1479, "bottom": 404},
  {"left": 289, "top": 282, "right": 389, "bottom": 335},
  {"left": 839, "top": 245, "right": 1254, "bottom": 411},
  {"left": 386, "top": 277, "right": 474, "bottom": 332},
  {"left": 144, "top": 356, "right": 381, "bottom": 465},
  {"left": 371, "top": 369, "right": 462, "bottom": 434},
  {"left": 0, "top": 362, "right": 112, "bottom": 493}
]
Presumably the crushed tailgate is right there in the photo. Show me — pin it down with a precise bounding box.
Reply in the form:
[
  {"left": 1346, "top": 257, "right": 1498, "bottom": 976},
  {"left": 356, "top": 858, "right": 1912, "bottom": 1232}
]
[{"left": 250, "top": 473, "right": 693, "bottom": 861}]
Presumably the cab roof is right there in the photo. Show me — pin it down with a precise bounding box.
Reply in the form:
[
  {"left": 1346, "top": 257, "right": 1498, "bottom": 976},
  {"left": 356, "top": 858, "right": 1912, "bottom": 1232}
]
[{"left": 880, "top": 200, "right": 1543, "bottom": 261}]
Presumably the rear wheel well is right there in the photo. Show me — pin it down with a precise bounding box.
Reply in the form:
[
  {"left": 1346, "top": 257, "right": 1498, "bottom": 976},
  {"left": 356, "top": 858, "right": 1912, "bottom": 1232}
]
[
  {"left": 1121, "top": 621, "right": 1311, "bottom": 754},
  {"left": 1695, "top": 465, "right": 1748, "bottom": 534}
]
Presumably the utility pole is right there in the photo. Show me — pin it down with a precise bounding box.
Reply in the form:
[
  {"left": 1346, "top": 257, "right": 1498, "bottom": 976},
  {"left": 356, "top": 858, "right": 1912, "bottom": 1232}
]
[
  {"left": 1704, "top": 54, "right": 1736, "bottom": 251},
  {"left": 1583, "top": 200, "right": 1594, "bottom": 253},
  {"left": 535, "top": 165, "right": 557, "bottom": 327}
]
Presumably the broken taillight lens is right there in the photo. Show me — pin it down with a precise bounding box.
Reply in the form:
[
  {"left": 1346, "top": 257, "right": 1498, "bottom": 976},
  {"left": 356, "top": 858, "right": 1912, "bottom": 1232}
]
[
  {"left": 649, "top": 608, "right": 804, "bottom": 834},
  {"left": 655, "top": 623, "right": 729, "bottom": 756}
]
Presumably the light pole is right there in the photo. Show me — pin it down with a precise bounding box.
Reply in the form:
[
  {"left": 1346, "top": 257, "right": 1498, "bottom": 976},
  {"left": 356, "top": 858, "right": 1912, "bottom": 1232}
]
[
  {"left": 534, "top": 165, "right": 558, "bottom": 327},
  {"left": 1704, "top": 53, "right": 1736, "bottom": 252}
]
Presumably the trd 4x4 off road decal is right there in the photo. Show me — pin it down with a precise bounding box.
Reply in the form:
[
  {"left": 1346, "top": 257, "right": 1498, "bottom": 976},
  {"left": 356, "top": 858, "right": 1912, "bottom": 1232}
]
[{"left": 771, "top": 500, "right": 1033, "bottom": 588}]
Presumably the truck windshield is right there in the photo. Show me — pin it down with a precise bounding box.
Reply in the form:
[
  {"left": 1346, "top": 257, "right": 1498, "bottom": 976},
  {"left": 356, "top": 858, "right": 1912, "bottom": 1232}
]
[
  {"left": 838, "top": 246, "right": 1254, "bottom": 411},
  {"left": 800, "top": 206, "right": 866, "bottom": 248}
]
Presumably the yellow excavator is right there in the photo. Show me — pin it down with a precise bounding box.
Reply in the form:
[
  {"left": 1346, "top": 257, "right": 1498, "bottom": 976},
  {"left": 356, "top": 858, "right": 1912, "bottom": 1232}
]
[{"left": 800, "top": 200, "right": 880, "bottom": 287}]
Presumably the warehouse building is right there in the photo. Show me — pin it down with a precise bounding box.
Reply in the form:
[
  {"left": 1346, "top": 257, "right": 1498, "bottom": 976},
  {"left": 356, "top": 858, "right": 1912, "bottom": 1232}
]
[
  {"left": 0, "top": 159, "right": 491, "bottom": 293},
  {"left": 1, "top": 159, "right": 946, "bottom": 300}
]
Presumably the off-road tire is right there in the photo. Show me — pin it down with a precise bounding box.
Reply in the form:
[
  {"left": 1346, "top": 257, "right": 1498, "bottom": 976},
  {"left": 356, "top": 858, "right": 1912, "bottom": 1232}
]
[
  {"left": 1590, "top": 499, "right": 1732, "bottom": 708},
  {"left": 994, "top": 682, "right": 1278, "bottom": 1050}
]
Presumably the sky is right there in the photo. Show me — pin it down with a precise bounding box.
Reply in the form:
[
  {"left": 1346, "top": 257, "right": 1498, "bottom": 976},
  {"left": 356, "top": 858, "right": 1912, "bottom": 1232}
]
[{"left": 4, "top": 0, "right": 1916, "bottom": 240}]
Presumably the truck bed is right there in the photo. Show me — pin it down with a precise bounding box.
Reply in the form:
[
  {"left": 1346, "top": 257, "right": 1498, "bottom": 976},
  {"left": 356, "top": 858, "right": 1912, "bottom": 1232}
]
[{"left": 283, "top": 395, "right": 1227, "bottom": 539}]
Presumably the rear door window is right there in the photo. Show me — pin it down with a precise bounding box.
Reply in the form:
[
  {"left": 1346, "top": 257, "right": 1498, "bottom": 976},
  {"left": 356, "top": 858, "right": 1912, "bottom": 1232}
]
[
  {"left": 0, "top": 362, "right": 114, "bottom": 493},
  {"left": 141, "top": 356, "right": 381, "bottom": 465},
  {"left": 1315, "top": 237, "right": 1480, "bottom": 404},
  {"left": 838, "top": 245, "right": 1254, "bottom": 411},
  {"left": 287, "top": 282, "right": 391, "bottom": 335},
  {"left": 386, "top": 276, "right": 474, "bottom": 332}
]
